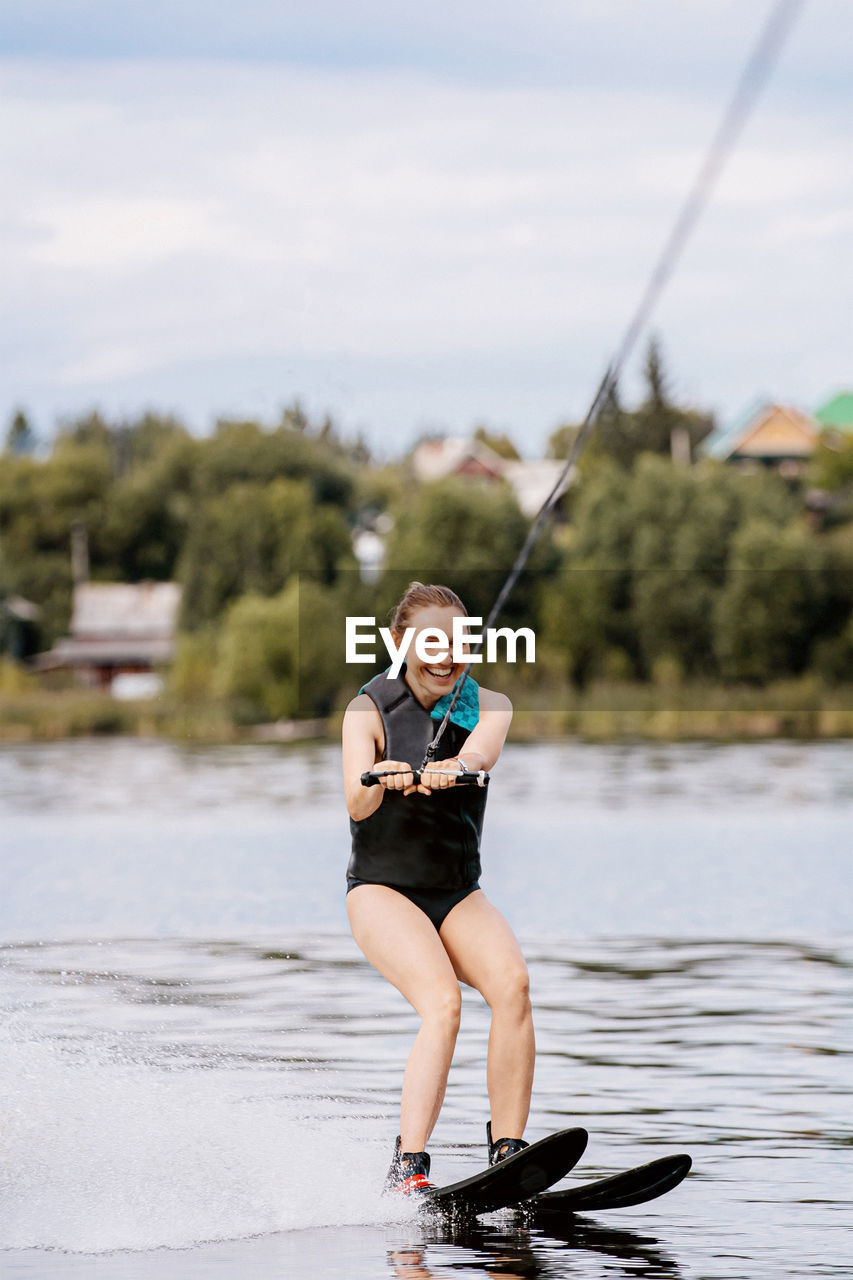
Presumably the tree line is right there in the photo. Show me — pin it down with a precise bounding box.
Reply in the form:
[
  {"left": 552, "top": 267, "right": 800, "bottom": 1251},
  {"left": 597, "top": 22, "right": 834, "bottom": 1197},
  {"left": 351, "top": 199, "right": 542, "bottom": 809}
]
[{"left": 2, "top": 344, "right": 853, "bottom": 721}]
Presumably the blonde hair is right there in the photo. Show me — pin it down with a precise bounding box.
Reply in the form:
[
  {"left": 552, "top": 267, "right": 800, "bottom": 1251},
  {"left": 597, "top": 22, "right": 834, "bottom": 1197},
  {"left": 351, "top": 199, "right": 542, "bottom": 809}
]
[{"left": 390, "top": 582, "right": 467, "bottom": 636}]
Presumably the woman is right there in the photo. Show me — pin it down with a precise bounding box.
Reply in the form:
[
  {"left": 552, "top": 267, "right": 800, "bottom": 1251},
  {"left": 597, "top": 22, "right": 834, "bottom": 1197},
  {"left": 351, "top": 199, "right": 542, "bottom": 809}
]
[{"left": 342, "top": 581, "right": 535, "bottom": 1195}]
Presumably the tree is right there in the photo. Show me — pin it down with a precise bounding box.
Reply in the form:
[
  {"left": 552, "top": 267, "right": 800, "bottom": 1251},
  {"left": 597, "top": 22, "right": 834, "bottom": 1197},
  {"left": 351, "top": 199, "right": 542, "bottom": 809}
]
[
  {"left": 713, "top": 519, "right": 836, "bottom": 682},
  {"left": 382, "top": 477, "right": 555, "bottom": 628},
  {"left": 178, "top": 479, "right": 356, "bottom": 629},
  {"left": 545, "top": 421, "right": 582, "bottom": 461},
  {"left": 632, "top": 338, "right": 713, "bottom": 463},
  {"left": 541, "top": 454, "right": 801, "bottom": 683},
  {"left": 539, "top": 459, "right": 636, "bottom": 681},
  {"left": 5, "top": 409, "right": 35, "bottom": 456},
  {"left": 199, "top": 418, "right": 355, "bottom": 508},
  {"left": 214, "top": 578, "right": 343, "bottom": 721},
  {"left": 56, "top": 411, "right": 114, "bottom": 456},
  {"left": 591, "top": 380, "right": 635, "bottom": 470},
  {"left": 809, "top": 431, "right": 853, "bottom": 501},
  {"left": 538, "top": 563, "right": 633, "bottom": 683},
  {"left": 547, "top": 343, "right": 713, "bottom": 474}
]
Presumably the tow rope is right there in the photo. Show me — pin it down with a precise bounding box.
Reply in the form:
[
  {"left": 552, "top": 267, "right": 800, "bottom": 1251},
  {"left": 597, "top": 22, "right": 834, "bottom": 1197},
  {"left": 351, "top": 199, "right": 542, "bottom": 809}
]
[{"left": 422, "top": 0, "right": 805, "bottom": 768}]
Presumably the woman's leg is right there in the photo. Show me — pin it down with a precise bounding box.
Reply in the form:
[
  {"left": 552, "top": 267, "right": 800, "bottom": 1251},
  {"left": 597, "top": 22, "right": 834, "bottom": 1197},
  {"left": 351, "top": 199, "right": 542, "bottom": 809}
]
[
  {"left": 439, "top": 890, "right": 535, "bottom": 1141},
  {"left": 347, "top": 884, "right": 462, "bottom": 1151}
]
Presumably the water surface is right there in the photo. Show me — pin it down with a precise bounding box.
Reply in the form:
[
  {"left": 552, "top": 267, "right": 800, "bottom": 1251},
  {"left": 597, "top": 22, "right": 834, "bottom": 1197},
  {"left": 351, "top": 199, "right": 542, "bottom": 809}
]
[{"left": 1, "top": 739, "right": 851, "bottom": 1277}]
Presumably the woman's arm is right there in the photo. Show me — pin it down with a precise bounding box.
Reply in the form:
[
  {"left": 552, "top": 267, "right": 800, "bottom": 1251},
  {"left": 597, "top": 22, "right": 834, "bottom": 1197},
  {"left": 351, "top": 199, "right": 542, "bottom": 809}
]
[
  {"left": 342, "top": 693, "right": 422, "bottom": 819},
  {"left": 458, "top": 686, "right": 512, "bottom": 771},
  {"left": 421, "top": 687, "right": 512, "bottom": 790}
]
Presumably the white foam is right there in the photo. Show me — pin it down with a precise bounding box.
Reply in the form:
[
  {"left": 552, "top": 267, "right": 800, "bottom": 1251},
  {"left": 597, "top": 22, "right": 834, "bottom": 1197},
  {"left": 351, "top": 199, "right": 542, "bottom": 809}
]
[{"left": 0, "top": 1031, "right": 404, "bottom": 1253}]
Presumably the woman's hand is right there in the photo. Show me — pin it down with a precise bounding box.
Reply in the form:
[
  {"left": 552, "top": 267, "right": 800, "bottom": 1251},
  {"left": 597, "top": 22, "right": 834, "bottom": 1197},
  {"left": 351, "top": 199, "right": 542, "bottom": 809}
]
[
  {"left": 376, "top": 758, "right": 466, "bottom": 796},
  {"left": 419, "top": 758, "right": 465, "bottom": 794},
  {"left": 374, "top": 761, "right": 418, "bottom": 796}
]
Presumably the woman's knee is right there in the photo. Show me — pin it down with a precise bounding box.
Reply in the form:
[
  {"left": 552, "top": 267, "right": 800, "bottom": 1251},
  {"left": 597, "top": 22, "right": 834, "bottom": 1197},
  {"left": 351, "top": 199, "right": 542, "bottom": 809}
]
[
  {"left": 485, "top": 962, "right": 531, "bottom": 1016},
  {"left": 419, "top": 983, "right": 462, "bottom": 1034}
]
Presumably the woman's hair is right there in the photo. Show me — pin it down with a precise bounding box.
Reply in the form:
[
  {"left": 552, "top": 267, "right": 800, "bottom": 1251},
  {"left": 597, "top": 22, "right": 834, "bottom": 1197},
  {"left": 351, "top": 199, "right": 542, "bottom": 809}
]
[{"left": 390, "top": 582, "right": 467, "bottom": 636}]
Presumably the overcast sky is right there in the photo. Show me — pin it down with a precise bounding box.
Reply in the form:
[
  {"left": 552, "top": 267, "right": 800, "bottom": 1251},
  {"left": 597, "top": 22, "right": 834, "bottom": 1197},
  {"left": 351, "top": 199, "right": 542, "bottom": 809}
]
[{"left": 1, "top": 1, "right": 850, "bottom": 456}]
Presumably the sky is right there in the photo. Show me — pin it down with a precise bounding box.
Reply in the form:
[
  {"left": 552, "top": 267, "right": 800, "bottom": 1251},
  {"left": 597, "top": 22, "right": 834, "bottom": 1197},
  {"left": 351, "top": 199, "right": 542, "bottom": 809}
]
[{"left": 1, "top": 1, "right": 851, "bottom": 457}]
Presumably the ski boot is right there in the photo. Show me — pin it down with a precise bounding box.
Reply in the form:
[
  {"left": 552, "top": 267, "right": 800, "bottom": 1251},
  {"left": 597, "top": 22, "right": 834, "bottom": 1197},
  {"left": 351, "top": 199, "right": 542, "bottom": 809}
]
[
  {"left": 384, "top": 1135, "right": 435, "bottom": 1196},
  {"left": 487, "top": 1121, "right": 529, "bottom": 1165}
]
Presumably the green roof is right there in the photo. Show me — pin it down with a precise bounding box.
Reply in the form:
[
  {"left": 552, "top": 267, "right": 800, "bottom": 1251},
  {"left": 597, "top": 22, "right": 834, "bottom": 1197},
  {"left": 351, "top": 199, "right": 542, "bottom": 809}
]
[{"left": 815, "top": 391, "right": 853, "bottom": 430}]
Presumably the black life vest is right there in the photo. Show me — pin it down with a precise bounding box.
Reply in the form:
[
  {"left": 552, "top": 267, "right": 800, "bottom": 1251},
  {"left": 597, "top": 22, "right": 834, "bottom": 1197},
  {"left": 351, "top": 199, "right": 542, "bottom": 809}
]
[{"left": 347, "top": 670, "right": 488, "bottom": 890}]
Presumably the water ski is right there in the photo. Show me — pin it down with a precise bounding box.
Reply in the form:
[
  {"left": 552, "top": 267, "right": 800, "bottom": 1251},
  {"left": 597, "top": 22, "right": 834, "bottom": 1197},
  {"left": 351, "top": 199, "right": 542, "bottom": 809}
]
[
  {"left": 420, "top": 1127, "right": 589, "bottom": 1217},
  {"left": 528, "top": 1152, "right": 692, "bottom": 1218}
]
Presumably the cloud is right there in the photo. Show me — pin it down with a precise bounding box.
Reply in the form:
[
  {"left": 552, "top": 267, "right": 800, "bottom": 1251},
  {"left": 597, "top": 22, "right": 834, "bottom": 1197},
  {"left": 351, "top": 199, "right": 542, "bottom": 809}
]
[
  {"left": 31, "top": 197, "right": 226, "bottom": 271},
  {"left": 0, "top": 51, "right": 850, "bottom": 447}
]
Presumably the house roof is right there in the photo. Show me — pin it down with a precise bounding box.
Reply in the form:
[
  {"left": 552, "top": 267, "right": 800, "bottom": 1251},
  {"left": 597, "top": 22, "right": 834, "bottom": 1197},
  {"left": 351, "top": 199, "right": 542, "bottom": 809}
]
[
  {"left": 71, "top": 582, "right": 181, "bottom": 639},
  {"left": 411, "top": 436, "right": 505, "bottom": 482},
  {"left": 815, "top": 391, "right": 853, "bottom": 430},
  {"left": 410, "top": 435, "right": 574, "bottom": 517},
  {"left": 501, "top": 459, "right": 573, "bottom": 517},
  {"left": 704, "top": 398, "right": 769, "bottom": 459},
  {"left": 705, "top": 401, "right": 818, "bottom": 460}
]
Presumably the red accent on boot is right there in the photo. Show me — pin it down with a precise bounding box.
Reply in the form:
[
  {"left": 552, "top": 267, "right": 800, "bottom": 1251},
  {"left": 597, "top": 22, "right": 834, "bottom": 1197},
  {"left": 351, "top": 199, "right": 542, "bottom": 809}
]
[{"left": 395, "top": 1172, "right": 434, "bottom": 1196}]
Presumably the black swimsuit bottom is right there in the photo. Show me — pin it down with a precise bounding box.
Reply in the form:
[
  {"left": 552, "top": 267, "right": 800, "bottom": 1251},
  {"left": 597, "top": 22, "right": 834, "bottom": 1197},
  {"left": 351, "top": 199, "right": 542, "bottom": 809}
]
[{"left": 346, "top": 877, "right": 480, "bottom": 933}]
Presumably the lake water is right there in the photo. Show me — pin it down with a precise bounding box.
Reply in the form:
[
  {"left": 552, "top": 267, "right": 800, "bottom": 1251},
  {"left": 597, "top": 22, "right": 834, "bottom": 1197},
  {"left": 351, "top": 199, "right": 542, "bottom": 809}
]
[{"left": 1, "top": 738, "right": 851, "bottom": 1277}]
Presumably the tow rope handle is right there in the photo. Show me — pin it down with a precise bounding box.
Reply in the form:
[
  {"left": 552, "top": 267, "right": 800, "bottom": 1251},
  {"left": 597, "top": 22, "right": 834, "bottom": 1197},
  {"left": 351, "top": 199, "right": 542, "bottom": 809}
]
[{"left": 361, "top": 769, "right": 489, "bottom": 788}]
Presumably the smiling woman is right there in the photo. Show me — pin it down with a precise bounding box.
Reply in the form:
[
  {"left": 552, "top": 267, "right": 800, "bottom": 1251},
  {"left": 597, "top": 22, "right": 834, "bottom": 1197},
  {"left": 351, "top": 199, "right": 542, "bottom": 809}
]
[{"left": 341, "top": 581, "right": 534, "bottom": 1195}]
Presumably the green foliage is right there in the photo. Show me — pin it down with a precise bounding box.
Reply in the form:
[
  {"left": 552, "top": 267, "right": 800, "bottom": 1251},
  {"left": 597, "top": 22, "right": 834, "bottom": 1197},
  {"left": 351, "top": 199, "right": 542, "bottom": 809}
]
[
  {"left": 383, "top": 478, "right": 556, "bottom": 626},
  {"left": 713, "top": 520, "right": 837, "bottom": 683},
  {"left": 119, "top": 412, "right": 191, "bottom": 470},
  {"left": 0, "top": 406, "right": 360, "bottom": 652},
  {"left": 548, "top": 341, "right": 713, "bottom": 473},
  {"left": 542, "top": 456, "right": 823, "bottom": 684},
  {"left": 629, "top": 458, "right": 793, "bottom": 677},
  {"left": 178, "top": 478, "right": 356, "bottom": 630},
  {"left": 632, "top": 338, "right": 714, "bottom": 462},
  {"left": 538, "top": 568, "right": 634, "bottom": 683},
  {"left": 214, "top": 578, "right": 343, "bottom": 721},
  {"left": 546, "top": 421, "right": 583, "bottom": 462},
  {"left": 0, "top": 451, "right": 97, "bottom": 643},
  {"left": 809, "top": 431, "right": 853, "bottom": 492},
  {"left": 167, "top": 630, "right": 219, "bottom": 703},
  {"left": 0, "top": 657, "right": 36, "bottom": 694},
  {"left": 57, "top": 410, "right": 193, "bottom": 479},
  {"left": 102, "top": 469, "right": 189, "bottom": 582},
  {"left": 198, "top": 418, "right": 355, "bottom": 508},
  {"left": 2, "top": 379, "right": 851, "bottom": 709},
  {"left": 353, "top": 463, "right": 405, "bottom": 524},
  {"left": 55, "top": 410, "right": 115, "bottom": 457},
  {"left": 812, "top": 616, "right": 853, "bottom": 685}
]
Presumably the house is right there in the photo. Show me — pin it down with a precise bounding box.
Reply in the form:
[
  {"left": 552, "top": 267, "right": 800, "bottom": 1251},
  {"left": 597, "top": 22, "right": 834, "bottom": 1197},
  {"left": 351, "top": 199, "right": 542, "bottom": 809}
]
[
  {"left": 410, "top": 436, "right": 571, "bottom": 517},
  {"left": 500, "top": 458, "right": 572, "bottom": 518},
  {"left": 411, "top": 436, "right": 506, "bottom": 484},
  {"left": 704, "top": 402, "right": 820, "bottom": 476},
  {"left": 706, "top": 392, "right": 853, "bottom": 476},
  {"left": 37, "top": 582, "right": 181, "bottom": 696}
]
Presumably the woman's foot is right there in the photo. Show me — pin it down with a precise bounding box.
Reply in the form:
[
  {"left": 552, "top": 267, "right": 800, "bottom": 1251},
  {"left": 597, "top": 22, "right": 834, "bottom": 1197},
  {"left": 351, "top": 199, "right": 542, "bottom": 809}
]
[
  {"left": 384, "top": 1136, "right": 435, "bottom": 1195},
  {"left": 487, "top": 1121, "right": 529, "bottom": 1165}
]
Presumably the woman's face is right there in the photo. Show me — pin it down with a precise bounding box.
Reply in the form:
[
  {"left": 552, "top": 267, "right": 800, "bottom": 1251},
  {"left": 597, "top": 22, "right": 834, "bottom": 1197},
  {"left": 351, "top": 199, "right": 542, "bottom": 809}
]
[{"left": 395, "top": 604, "right": 467, "bottom": 707}]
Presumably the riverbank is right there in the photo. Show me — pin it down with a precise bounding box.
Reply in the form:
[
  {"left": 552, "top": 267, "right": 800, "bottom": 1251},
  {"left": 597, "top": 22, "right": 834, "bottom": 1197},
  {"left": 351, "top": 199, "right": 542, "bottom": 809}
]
[{"left": 2, "top": 677, "right": 853, "bottom": 743}]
